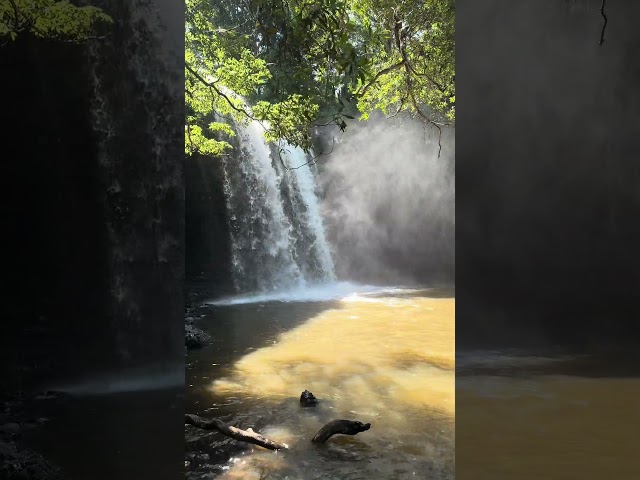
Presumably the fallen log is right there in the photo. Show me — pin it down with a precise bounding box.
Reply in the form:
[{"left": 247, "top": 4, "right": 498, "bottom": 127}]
[
  {"left": 311, "top": 420, "right": 372, "bottom": 445},
  {"left": 185, "top": 414, "right": 288, "bottom": 451}
]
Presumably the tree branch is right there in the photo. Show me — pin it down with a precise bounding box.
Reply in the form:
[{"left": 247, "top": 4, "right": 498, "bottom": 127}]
[
  {"left": 386, "top": 98, "right": 406, "bottom": 119},
  {"left": 8, "top": 0, "right": 20, "bottom": 31},
  {"left": 185, "top": 63, "right": 255, "bottom": 120},
  {"left": 185, "top": 414, "right": 288, "bottom": 451},
  {"left": 355, "top": 60, "right": 406, "bottom": 97},
  {"left": 387, "top": 13, "right": 450, "bottom": 150},
  {"left": 599, "top": 0, "right": 607, "bottom": 46},
  {"left": 410, "top": 90, "right": 443, "bottom": 158},
  {"left": 277, "top": 132, "right": 342, "bottom": 171},
  {"left": 393, "top": 14, "right": 446, "bottom": 94}
]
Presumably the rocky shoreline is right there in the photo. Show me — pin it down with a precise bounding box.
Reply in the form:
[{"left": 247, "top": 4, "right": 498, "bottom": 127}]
[
  {"left": 0, "top": 394, "right": 64, "bottom": 480},
  {"left": 185, "top": 290, "right": 213, "bottom": 350},
  {"left": 185, "top": 317, "right": 211, "bottom": 350}
]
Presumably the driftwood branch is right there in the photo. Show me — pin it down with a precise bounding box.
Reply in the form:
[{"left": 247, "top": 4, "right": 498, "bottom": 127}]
[
  {"left": 185, "top": 391, "right": 371, "bottom": 458},
  {"left": 185, "top": 414, "right": 288, "bottom": 451},
  {"left": 311, "top": 420, "right": 371, "bottom": 445}
]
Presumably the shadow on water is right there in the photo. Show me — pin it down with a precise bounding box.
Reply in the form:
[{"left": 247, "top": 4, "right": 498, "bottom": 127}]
[
  {"left": 187, "top": 300, "right": 341, "bottom": 412},
  {"left": 15, "top": 365, "right": 184, "bottom": 480}
]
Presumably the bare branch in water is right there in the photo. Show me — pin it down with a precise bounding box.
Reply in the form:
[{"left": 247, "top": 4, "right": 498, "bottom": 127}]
[{"left": 185, "top": 414, "right": 288, "bottom": 451}]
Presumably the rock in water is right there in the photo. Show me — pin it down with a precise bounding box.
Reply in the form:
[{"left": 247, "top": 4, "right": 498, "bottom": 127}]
[{"left": 300, "top": 390, "right": 318, "bottom": 407}]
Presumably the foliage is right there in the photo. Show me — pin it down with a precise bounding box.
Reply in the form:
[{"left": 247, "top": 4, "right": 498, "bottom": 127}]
[
  {"left": 185, "top": 0, "right": 336, "bottom": 156},
  {"left": 0, "top": 0, "right": 112, "bottom": 43},
  {"left": 351, "top": 0, "right": 455, "bottom": 124},
  {"left": 185, "top": 0, "right": 455, "bottom": 157}
]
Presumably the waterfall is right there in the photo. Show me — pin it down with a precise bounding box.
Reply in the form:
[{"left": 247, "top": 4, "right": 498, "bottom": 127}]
[
  {"left": 221, "top": 120, "right": 335, "bottom": 293},
  {"left": 279, "top": 147, "right": 336, "bottom": 282}
]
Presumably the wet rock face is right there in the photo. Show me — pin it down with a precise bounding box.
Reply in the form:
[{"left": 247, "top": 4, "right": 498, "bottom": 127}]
[
  {"left": 2, "top": 1, "right": 184, "bottom": 479},
  {"left": 2, "top": 0, "right": 184, "bottom": 381},
  {"left": 185, "top": 307, "right": 211, "bottom": 350},
  {"left": 88, "top": 0, "right": 184, "bottom": 368},
  {"left": 185, "top": 155, "right": 233, "bottom": 294},
  {"left": 1, "top": 32, "right": 112, "bottom": 382}
]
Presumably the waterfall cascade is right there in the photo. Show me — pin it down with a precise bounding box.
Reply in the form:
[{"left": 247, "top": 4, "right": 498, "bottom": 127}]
[{"left": 221, "top": 120, "right": 336, "bottom": 293}]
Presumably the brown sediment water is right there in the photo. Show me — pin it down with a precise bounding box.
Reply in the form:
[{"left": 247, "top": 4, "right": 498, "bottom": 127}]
[
  {"left": 186, "top": 287, "right": 455, "bottom": 479},
  {"left": 456, "top": 352, "right": 640, "bottom": 479}
]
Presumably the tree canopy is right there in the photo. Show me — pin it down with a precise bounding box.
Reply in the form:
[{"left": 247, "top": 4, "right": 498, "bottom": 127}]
[
  {"left": 0, "top": 0, "right": 111, "bottom": 43},
  {"left": 185, "top": 0, "right": 455, "bottom": 158}
]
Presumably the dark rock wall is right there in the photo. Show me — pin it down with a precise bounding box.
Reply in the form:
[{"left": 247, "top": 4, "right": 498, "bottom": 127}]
[
  {"left": 1, "top": 34, "right": 111, "bottom": 388},
  {"left": 89, "top": 0, "right": 184, "bottom": 369},
  {"left": 184, "top": 155, "right": 233, "bottom": 300},
  {"left": 0, "top": 0, "right": 184, "bottom": 389}
]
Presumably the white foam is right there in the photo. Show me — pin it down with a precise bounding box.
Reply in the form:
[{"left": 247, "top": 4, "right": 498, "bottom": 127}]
[{"left": 206, "top": 282, "right": 426, "bottom": 306}]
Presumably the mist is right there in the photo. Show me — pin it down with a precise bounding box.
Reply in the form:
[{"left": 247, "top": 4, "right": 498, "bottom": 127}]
[{"left": 317, "top": 112, "right": 455, "bottom": 286}]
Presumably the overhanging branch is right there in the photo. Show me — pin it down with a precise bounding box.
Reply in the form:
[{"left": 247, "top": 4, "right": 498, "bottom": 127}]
[
  {"left": 410, "top": 91, "right": 443, "bottom": 158},
  {"left": 277, "top": 131, "right": 343, "bottom": 171},
  {"left": 355, "top": 60, "right": 406, "bottom": 97},
  {"left": 599, "top": 0, "right": 607, "bottom": 46},
  {"left": 393, "top": 14, "right": 446, "bottom": 94},
  {"left": 8, "top": 0, "right": 20, "bottom": 31},
  {"left": 185, "top": 63, "right": 255, "bottom": 120}
]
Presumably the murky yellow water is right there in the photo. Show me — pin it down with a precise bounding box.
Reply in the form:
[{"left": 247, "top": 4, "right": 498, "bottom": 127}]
[
  {"left": 213, "top": 295, "right": 454, "bottom": 415},
  {"left": 194, "top": 292, "right": 455, "bottom": 479},
  {"left": 457, "top": 374, "right": 640, "bottom": 479}
]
